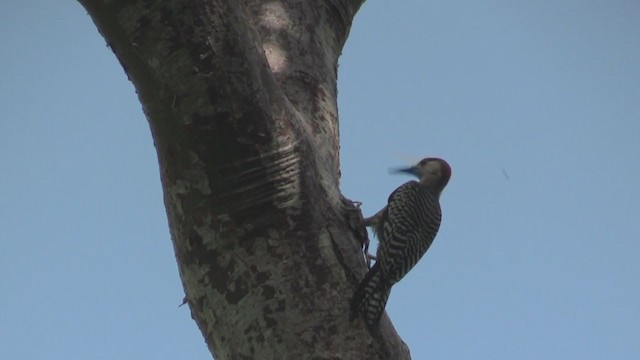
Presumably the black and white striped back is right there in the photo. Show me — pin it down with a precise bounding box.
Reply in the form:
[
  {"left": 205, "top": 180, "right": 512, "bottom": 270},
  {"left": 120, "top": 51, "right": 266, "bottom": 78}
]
[{"left": 376, "top": 180, "right": 442, "bottom": 285}]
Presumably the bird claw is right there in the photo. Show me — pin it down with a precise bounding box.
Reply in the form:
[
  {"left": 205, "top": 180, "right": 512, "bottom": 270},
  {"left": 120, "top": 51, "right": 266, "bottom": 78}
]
[
  {"left": 365, "top": 252, "right": 377, "bottom": 269},
  {"left": 339, "top": 195, "right": 363, "bottom": 211}
]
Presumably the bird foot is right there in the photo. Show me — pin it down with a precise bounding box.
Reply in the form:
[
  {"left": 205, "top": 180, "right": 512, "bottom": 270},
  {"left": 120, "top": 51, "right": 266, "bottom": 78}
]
[{"left": 365, "top": 252, "right": 377, "bottom": 268}]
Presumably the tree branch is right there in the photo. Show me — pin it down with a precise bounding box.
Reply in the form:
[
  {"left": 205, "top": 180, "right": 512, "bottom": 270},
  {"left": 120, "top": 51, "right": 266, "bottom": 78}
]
[{"left": 78, "top": 0, "right": 410, "bottom": 358}]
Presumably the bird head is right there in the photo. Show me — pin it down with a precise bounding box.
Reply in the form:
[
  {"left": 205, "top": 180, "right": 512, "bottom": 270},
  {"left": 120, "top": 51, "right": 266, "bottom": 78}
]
[{"left": 392, "top": 158, "right": 451, "bottom": 197}]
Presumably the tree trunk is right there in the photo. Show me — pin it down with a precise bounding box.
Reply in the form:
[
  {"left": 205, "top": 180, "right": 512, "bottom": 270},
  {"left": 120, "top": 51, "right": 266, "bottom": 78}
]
[{"left": 78, "top": 1, "right": 410, "bottom": 358}]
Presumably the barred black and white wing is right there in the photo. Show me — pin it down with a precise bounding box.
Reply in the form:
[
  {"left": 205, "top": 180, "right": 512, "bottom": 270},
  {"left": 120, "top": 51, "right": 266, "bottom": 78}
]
[{"left": 377, "top": 181, "right": 442, "bottom": 284}]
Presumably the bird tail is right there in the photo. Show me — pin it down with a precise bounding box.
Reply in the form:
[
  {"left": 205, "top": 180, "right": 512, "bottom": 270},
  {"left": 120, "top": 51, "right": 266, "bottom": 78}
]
[{"left": 350, "top": 263, "right": 391, "bottom": 329}]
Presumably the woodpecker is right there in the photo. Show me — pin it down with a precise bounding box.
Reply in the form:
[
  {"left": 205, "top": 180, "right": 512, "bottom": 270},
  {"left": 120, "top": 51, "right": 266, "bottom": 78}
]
[{"left": 350, "top": 157, "right": 451, "bottom": 329}]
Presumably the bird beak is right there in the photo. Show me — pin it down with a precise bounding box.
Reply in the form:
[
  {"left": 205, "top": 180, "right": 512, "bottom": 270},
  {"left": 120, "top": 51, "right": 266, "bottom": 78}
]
[{"left": 391, "top": 166, "right": 420, "bottom": 177}]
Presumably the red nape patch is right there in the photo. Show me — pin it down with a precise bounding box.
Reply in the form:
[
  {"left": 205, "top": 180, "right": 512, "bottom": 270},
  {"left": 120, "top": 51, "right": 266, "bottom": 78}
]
[{"left": 434, "top": 158, "right": 452, "bottom": 186}]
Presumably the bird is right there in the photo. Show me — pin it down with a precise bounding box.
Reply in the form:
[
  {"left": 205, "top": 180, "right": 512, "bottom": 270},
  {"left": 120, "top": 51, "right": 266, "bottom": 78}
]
[{"left": 350, "top": 157, "right": 451, "bottom": 329}]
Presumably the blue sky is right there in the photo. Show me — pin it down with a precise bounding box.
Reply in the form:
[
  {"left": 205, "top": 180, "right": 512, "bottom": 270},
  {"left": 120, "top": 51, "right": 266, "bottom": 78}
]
[{"left": 2, "top": 1, "right": 639, "bottom": 359}]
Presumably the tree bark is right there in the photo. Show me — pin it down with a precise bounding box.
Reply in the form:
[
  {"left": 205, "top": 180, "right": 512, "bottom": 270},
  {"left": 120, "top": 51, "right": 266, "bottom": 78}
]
[{"left": 78, "top": 1, "right": 411, "bottom": 358}]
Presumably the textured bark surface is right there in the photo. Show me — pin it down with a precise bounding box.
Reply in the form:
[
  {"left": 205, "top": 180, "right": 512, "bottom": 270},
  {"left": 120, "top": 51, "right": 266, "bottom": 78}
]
[{"left": 78, "top": 0, "right": 411, "bottom": 358}]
